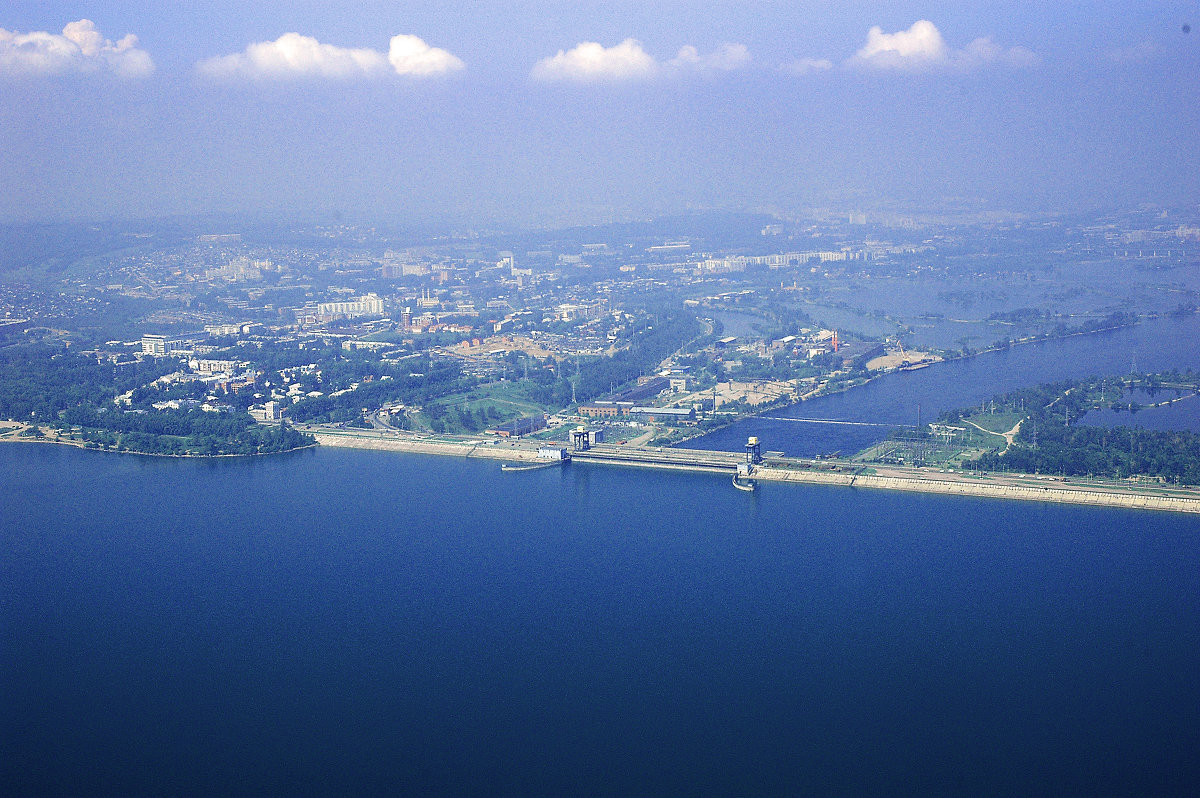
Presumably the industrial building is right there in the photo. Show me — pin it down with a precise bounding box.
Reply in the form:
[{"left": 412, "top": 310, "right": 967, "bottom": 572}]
[{"left": 490, "top": 415, "right": 547, "bottom": 438}]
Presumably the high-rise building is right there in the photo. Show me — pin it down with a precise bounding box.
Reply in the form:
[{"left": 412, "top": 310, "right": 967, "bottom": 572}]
[
  {"left": 141, "top": 334, "right": 167, "bottom": 356},
  {"left": 316, "top": 293, "right": 386, "bottom": 318}
]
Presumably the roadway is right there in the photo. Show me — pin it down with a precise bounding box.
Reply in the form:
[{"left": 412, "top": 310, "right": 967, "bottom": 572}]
[{"left": 572, "top": 442, "right": 745, "bottom": 472}]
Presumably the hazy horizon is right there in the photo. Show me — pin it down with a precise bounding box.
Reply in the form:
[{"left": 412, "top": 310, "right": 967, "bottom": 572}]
[{"left": 2, "top": 2, "right": 1196, "bottom": 226}]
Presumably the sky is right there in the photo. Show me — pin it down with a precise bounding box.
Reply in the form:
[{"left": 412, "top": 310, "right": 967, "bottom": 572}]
[{"left": 1, "top": 1, "right": 1197, "bottom": 227}]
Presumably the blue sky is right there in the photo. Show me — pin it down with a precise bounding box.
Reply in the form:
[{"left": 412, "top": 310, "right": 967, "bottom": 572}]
[{"left": 1, "top": 2, "right": 1196, "bottom": 225}]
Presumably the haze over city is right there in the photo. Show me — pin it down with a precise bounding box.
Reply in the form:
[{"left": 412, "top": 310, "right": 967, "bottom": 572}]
[
  {"left": 7, "top": 4, "right": 1200, "bottom": 797},
  {"left": 2, "top": 1, "right": 1197, "bottom": 226}
]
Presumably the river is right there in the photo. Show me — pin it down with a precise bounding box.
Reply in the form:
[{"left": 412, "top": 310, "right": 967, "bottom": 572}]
[{"left": 691, "top": 313, "right": 1200, "bottom": 457}]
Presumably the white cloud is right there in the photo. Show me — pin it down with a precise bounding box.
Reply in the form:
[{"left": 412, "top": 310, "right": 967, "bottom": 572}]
[
  {"left": 854, "top": 20, "right": 948, "bottom": 67},
  {"left": 958, "top": 37, "right": 1038, "bottom": 69},
  {"left": 668, "top": 43, "right": 751, "bottom": 73},
  {"left": 196, "top": 33, "right": 387, "bottom": 80},
  {"left": 849, "top": 20, "right": 1036, "bottom": 71},
  {"left": 0, "top": 19, "right": 153, "bottom": 78},
  {"left": 532, "top": 39, "right": 750, "bottom": 82},
  {"left": 532, "top": 39, "right": 658, "bottom": 82},
  {"left": 781, "top": 57, "right": 834, "bottom": 76},
  {"left": 196, "top": 32, "right": 463, "bottom": 81},
  {"left": 387, "top": 34, "right": 465, "bottom": 76}
]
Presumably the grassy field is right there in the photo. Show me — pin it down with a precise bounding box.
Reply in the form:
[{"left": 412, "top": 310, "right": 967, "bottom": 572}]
[
  {"left": 962, "top": 410, "right": 1025, "bottom": 435},
  {"left": 411, "top": 380, "right": 549, "bottom": 433}
]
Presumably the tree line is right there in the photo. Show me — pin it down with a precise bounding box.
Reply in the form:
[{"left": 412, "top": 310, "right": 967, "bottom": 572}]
[
  {"left": 951, "top": 371, "right": 1200, "bottom": 484},
  {"left": 0, "top": 343, "right": 312, "bottom": 455}
]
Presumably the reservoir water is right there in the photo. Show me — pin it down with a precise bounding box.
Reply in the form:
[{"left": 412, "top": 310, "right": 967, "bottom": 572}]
[
  {"left": 5, "top": 314, "right": 1200, "bottom": 795},
  {"left": 1080, "top": 392, "right": 1200, "bottom": 434},
  {"left": 3, "top": 442, "right": 1199, "bottom": 796},
  {"left": 692, "top": 313, "right": 1200, "bottom": 457}
]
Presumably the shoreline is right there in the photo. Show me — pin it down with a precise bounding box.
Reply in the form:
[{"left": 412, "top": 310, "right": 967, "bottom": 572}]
[
  {"left": 3, "top": 310, "right": 1193, "bottom": 510},
  {"left": 751, "top": 465, "right": 1200, "bottom": 514},
  {"left": 311, "top": 428, "right": 545, "bottom": 463},
  {"left": 668, "top": 315, "right": 1154, "bottom": 448},
  {"left": 308, "top": 426, "right": 1200, "bottom": 515},
  {"left": 8, "top": 420, "right": 1199, "bottom": 514},
  {"left": 0, "top": 423, "right": 318, "bottom": 459}
]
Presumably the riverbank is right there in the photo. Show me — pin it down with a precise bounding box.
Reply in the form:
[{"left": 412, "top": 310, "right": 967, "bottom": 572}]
[
  {"left": 0, "top": 423, "right": 317, "bottom": 458},
  {"left": 751, "top": 465, "right": 1200, "bottom": 514},
  {"left": 668, "top": 317, "right": 1154, "bottom": 449},
  {"left": 9, "top": 419, "right": 1198, "bottom": 513},
  {"left": 300, "top": 425, "right": 1200, "bottom": 514},
  {"left": 310, "top": 427, "right": 544, "bottom": 463}
]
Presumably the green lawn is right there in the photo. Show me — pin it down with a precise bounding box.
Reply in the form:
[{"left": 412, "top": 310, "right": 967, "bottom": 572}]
[
  {"left": 413, "top": 380, "right": 550, "bottom": 434},
  {"left": 963, "top": 411, "right": 1024, "bottom": 435}
]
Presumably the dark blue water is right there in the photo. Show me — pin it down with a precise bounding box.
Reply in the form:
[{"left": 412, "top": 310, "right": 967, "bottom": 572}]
[
  {"left": 693, "top": 314, "right": 1200, "bottom": 456},
  {"left": 1081, "top": 393, "right": 1200, "bottom": 434},
  {"left": 3, "top": 443, "right": 1199, "bottom": 796}
]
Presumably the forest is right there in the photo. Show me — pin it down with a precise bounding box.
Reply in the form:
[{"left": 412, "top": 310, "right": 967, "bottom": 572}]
[
  {"left": 0, "top": 343, "right": 312, "bottom": 456},
  {"left": 952, "top": 372, "right": 1200, "bottom": 484}
]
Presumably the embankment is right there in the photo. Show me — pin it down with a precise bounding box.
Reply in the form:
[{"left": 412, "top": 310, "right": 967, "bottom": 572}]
[
  {"left": 304, "top": 428, "right": 1200, "bottom": 515},
  {"left": 312, "top": 431, "right": 541, "bottom": 462},
  {"left": 753, "top": 467, "right": 1200, "bottom": 514}
]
